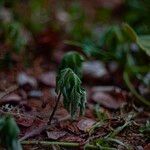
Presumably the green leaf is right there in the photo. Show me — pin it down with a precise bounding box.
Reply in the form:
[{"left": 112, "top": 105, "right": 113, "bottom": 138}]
[
  {"left": 58, "top": 51, "right": 85, "bottom": 78},
  {"left": 123, "top": 23, "right": 138, "bottom": 42},
  {"left": 123, "top": 71, "right": 150, "bottom": 106},
  {"left": 3, "top": 22, "right": 27, "bottom": 53},
  {"left": 56, "top": 68, "right": 86, "bottom": 118},
  {"left": 0, "top": 116, "right": 22, "bottom": 150},
  {"left": 137, "top": 35, "right": 150, "bottom": 56},
  {"left": 123, "top": 23, "right": 150, "bottom": 56}
]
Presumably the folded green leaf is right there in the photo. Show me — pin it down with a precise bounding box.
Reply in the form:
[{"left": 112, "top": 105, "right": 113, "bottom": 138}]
[
  {"left": 56, "top": 68, "right": 86, "bottom": 118},
  {"left": 123, "top": 23, "right": 150, "bottom": 56},
  {"left": 123, "top": 23, "right": 138, "bottom": 42},
  {"left": 137, "top": 35, "right": 150, "bottom": 56},
  {"left": 123, "top": 71, "right": 150, "bottom": 106}
]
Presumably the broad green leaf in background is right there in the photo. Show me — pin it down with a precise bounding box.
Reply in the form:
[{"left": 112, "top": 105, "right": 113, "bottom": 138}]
[
  {"left": 123, "top": 23, "right": 150, "bottom": 56},
  {"left": 123, "top": 71, "right": 150, "bottom": 106},
  {"left": 137, "top": 35, "right": 150, "bottom": 56},
  {"left": 123, "top": 23, "right": 138, "bottom": 42}
]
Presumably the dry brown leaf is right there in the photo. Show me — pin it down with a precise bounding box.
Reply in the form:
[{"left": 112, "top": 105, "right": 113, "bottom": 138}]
[
  {"left": 77, "top": 118, "right": 96, "bottom": 132},
  {"left": 47, "top": 131, "right": 67, "bottom": 140}
]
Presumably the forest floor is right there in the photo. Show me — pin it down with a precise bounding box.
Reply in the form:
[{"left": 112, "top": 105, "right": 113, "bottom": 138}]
[{"left": 0, "top": 37, "right": 149, "bottom": 150}]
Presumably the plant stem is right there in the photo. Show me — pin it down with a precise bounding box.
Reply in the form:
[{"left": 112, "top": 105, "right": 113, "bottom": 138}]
[
  {"left": 49, "top": 92, "right": 61, "bottom": 124},
  {"left": 21, "top": 140, "right": 98, "bottom": 149},
  {"left": 21, "top": 141, "right": 79, "bottom": 147}
]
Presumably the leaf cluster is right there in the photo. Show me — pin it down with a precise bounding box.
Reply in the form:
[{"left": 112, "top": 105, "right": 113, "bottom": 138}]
[
  {"left": 56, "top": 68, "right": 86, "bottom": 118},
  {"left": 0, "top": 116, "right": 22, "bottom": 150},
  {"left": 2, "top": 22, "right": 27, "bottom": 53}
]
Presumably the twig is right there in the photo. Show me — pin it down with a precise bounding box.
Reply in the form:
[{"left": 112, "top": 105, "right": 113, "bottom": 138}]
[
  {"left": 105, "top": 121, "right": 130, "bottom": 138},
  {"left": 49, "top": 92, "right": 61, "bottom": 124},
  {"left": 88, "top": 121, "right": 104, "bottom": 135},
  {"left": 0, "top": 85, "right": 18, "bottom": 99},
  {"left": 96, "top": 144, "right": 117, "bottom": 150},
  {"left": 106, "top": 138, "right": 129, "bottom": 149},
  {"left": 21, "top": 140, "right": 98, "bottom": 149},
  {"left": 105, "top": 112, "right": 136, "bottom": 139}
]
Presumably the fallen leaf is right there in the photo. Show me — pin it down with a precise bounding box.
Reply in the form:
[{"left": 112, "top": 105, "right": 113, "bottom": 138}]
[
  {"left": 136, "top": 146, "right": 143, "bottom": 150},
  {"left": 83, "top": 61, "right": 107, "bottom": 78},
  {"left": 0, "top": 93, "right": 21, "bottom": 104},
  {"left": 38, "top": 71, "right": 56, "bottom": 87},
  {"left": 91, "top": 90, "right": 126, "bottom": 109},
  {"left": 144, "top": 143, "right": 150, "bottom": 150},
  {"left": 27, "top": 98, "right": 43, "bottom": 111},
  {"left": 77, "top": 118, "right": 96, "bottom": 132},
  {"left": 28, "top": 90, "right": 43, "bottom": 98},
  {"left": 47, "top": 131, "right": 67, "bottom": 140},
  {"left": 64, "top": 122, "right": 80, "bottom": 134},
  {"left": 17, "top": 72, "right": 37, "bottom": 89},
  {"left": 16, "top": 116, "right": 34, "bottom": 127}
]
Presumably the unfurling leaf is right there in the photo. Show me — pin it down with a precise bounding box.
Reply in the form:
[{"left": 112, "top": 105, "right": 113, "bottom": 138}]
[
  {"left": 0, "top": 116, "right": 22, "bottom": 150},
  {"left": 58, "top": 51, "right": 85, "bottom": 78},
  {"left": 56, "top": 68, "right": 86, "bottom": 118}
]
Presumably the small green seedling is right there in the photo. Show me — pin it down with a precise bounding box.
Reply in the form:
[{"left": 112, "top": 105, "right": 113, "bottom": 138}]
[
  {"left": 0, "top": 116, "right": 22, "bottom": 150},
  {"left": 56, "top": 68, "right": 86, "bottom": 118},
  {"left": 49, "top": 51, "right": 86, "bottom": 122}
]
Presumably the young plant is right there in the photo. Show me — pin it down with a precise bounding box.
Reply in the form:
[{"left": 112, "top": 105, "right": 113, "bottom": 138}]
[
  {"left": 0, "top": 116, "right": 22, "bottom": 150},
  {"left": 56, "top": 68, "right": 86, "bottom": 118},
  {"left": 49, "top": 51, "right": 86, "bottom": 122}
]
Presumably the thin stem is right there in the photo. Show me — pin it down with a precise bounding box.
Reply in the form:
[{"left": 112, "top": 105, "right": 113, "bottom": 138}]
[
  {"left": 49, "top": 92, "right": 61, "bottom": 124},
  {"left": 21, "top": 140, "right": 98, "bottom": 149}
]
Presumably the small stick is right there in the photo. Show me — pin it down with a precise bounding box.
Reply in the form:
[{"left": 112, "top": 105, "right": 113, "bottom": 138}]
[
  {"left": 0, "top": 85, "right": 18, "bottom": 99},
  {"left": 48, "top": 92, "right": 61, "bottom": 124},
  {"left": 21, "top": 140, "right": 98, "bottom": 149}
]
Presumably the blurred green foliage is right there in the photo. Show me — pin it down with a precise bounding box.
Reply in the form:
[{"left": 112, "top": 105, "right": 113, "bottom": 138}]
[
  {"left": 67, "top": 2, "right": 91, "bottom": 41},
  {"left": 0, "top": 116, "right": 22, "bottom": 150},
  {"left": 124, "top": 0, "right": 150, "bottom": 33}
]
